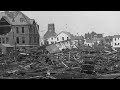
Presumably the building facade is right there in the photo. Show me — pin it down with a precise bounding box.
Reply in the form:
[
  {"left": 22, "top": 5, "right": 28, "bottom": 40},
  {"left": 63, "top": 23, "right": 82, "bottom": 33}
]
[
  {"left": 0, "top": 11, "right": 40, "bottom": 52},
  {"left": 111, "top": 35, "right": 120, "bottom": 48}
]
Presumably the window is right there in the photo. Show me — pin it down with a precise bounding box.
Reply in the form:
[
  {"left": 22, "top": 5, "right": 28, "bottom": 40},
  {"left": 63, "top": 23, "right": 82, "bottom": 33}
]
[
  {"left": 67, "top": 37, "right": 69, "bottom": 40},
  {"left": 46, "top": 41, "right": 49, "bottom": 45},
  {"left": 2, "top": 38, "right": 5, "bottom": 43},
  {"left": 41, "top": 42, "right": 43, "bottom": 46},
  {"left": 62, "top": 37, "right": 64, "bottom": 41},
  {"left": 34, "top": 37, "right": 36, "bottom": 43},
  {"left": 22, "top": 27, "right": 24, "bottom": 33},
  {"left": 22, "top": 37, "right": 25, "bottom": 44},
  {"left": 57, "top": 38, "right": 59, "bottom": 41},
  {"left": 51, "top": 42, "right": 54, "bottom": 44},
  {"left": 16, "top": 37, "right": 19, "bottom": 44},
  {"left": 115, "top": 43, "right": 117, "bottom": 45},
  {"left": 118, "top": 43, "right": 119, "bottom": 45},
  {"left": 6, "top": 37, "right": 9, "bottom": 43},
  {"left": 16, "top": 27, "right": 19, "bottom": 33},
  {"left": 115, "top": 38, "right": 116, "bottom": 41},
  {"left": 51, "top": 37, "right": 53, "bottom": 40}
]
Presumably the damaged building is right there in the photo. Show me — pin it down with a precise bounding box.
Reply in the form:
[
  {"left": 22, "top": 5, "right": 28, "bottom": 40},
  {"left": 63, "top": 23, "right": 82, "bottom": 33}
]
[{"left": 0, "top": 11, "right": 40, "bottom": 54}]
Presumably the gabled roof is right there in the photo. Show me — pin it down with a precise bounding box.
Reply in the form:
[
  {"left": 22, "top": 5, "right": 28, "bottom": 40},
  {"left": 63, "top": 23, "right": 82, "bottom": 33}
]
[
  {"left": 56, "top": 31, "right": 74, "bottom": 39},
  {"left": 0, "top": 16, "right": 11, "bottom": 25},
  {"left": 0, "top": 11, "right": 34, "bottom": 25}
]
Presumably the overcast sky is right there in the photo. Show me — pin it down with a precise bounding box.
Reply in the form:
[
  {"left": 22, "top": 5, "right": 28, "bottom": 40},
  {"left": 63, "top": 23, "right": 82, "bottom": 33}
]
[{"left": 2, "top": 11, "right": 120, "bottom": 37}]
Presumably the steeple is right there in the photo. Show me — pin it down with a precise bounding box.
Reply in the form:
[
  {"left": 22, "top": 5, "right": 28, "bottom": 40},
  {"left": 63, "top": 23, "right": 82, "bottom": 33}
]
[{"left": 48, "top": 23, "right": 55, "bottom": 32}]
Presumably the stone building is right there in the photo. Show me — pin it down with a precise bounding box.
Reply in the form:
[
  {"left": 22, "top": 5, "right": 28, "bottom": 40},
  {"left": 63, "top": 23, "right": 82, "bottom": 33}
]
[{"left": 0, "top": 11, "right": 40, "bottom": 53}]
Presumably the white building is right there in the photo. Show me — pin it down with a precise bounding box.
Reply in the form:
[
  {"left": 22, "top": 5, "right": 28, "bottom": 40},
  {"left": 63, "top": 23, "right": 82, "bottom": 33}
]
[
  {"left": 111, "top": 35, "right": 120, "bottom": 48},
  {"left": 47, "top": 36, "right": 56, "bottom": 44},
  {"left": 55, "top": 31, "right": 73, "bottom": 42}
]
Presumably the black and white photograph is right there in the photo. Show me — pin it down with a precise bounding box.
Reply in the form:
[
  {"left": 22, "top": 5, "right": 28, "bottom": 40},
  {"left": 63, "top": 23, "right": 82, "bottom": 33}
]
[{"left": 0, "top": 11, "right": 120, "bottom": 79}]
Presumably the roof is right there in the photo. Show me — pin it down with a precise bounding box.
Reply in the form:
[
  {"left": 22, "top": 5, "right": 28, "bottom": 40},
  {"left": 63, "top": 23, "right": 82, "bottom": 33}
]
[
  {"left": 0, "top": 11, "right": 34, "bottom": 25},
  {"left": 46, "top": 44, "right": 60, "bottom": 53},
  {"left": 56, "top": 31, "right": 74, "bottom": 39},
  {"left": 44, "top": 30, "right": 56, "bottom": 40},
  {"left": 72, "top": 35, "right": 84, "bottom": 40},
  {"left": 92, "top": 37, "right": 103, "bottom": 41},
  {"left": 113, "top": 35, "right": 120, "bottom": 38}
]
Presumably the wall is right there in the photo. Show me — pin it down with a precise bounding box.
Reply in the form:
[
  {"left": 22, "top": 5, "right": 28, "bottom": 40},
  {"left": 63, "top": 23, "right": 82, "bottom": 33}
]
[
  {"left": 47, "top": 36, "right": 56, "bottom": 44},
  {"left": 56, "top": 32, "right": 70, "bottom": 43}
]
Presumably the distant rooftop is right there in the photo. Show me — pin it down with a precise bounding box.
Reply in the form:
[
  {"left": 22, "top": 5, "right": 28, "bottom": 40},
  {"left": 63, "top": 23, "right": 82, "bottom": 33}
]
[{"left": 113, "top": 35, "right": 120, "bottom": 38}]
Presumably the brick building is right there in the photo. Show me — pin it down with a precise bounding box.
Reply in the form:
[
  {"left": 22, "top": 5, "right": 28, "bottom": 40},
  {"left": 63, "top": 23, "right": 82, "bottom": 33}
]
[
  {"left": 0, "top": 11, "right": 40, "bottom": 53},
  {"left": 85, "top": 31, "right": 103, "bottom": 40}
]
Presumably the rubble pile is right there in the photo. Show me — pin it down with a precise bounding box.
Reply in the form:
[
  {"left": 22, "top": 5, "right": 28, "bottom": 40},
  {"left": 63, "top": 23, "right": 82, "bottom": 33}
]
[{"left": 1, "top": 45, "right": 120, "bottom": 79}]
